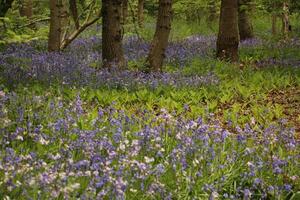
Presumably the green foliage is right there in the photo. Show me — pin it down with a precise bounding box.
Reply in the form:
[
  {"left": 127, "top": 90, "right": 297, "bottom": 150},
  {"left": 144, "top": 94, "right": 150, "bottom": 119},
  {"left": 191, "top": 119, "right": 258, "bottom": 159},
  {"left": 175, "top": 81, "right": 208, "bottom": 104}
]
[
  {"left": 260, "top": 0, "right": 300, "bottom": 14},
  {"left": 173, "top": 0, "right": 220, "bottom": 22}
]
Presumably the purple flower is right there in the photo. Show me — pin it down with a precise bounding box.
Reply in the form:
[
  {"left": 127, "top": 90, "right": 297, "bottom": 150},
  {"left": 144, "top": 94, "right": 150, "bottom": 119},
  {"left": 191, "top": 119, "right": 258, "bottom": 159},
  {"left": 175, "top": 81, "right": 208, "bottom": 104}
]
[{"left": 283, "top": 184, "right": 292, "bottom": 192}]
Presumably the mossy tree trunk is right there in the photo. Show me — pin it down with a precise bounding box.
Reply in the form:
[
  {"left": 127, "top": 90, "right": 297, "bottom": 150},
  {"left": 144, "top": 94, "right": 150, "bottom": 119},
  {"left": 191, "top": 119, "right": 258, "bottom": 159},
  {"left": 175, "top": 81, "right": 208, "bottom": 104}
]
[
  {"left": 147, "top": 0, "right": 172, "bottom": 71},
  {"left": 217, "top": 0, "right": 239, "bottom": 62},
  {"left": 102, "top": 0, "right": 125, "bottom": 68},
  {"left": 238, "top": 0, "right": 254, "bottom": 41}
]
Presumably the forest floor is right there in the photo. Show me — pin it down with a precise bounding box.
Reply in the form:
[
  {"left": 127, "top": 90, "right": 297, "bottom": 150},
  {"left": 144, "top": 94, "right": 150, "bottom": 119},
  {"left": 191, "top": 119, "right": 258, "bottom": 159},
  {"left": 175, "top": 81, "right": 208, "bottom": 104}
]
[{"left": 0, "top": 34, "right": 299, "bottom": 199}]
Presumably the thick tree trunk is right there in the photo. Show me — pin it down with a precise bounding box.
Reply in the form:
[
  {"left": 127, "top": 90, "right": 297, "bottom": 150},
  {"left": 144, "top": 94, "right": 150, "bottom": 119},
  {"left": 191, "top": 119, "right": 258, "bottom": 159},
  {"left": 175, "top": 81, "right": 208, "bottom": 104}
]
[
  {"left": 0, "top": 0, "right": 14, "bottom": 17},
  {"left": 281, "top": 1, "right": 290, "bottom": 39},
  {"left": 147, "top": 0, "right": 172, "bottom": 71},
  {"left": 48, "top": 0, "right": 68, "bottom": 51},
  {"left": 137, "top": 0, "right": 144, "bottom": 27},
  {"left": 238, "top": 0, "right": 254, "bottom": 41},
  {"left": 102, "top": 0, "right": 125, "bottom": 68},
  {"left": 19, "top": 0, "right": 33, "bottom": 18},
  {"left": 69, "top": 0, "right": 79, "bottom": 29},
  {"left": 216, "top": 0, "right": 239, "bottom": 62}
]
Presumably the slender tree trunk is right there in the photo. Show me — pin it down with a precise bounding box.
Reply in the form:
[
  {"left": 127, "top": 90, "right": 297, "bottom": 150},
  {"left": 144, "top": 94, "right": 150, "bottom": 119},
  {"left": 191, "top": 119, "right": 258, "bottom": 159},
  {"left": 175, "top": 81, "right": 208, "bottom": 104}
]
[
  {"left": 147, "top": 0, "right": 172, "bottom": 71},
  {"left": 238, "top": 0, "right": 254, "bottom": 41},
  {"left": 61, "top": 0, "right": 69, "bottom": 35},
  {"left": 122, "top": 0, "right": 128, "bottom": 24},
  {"left": 19, "top": 0, "right": 35, "bottom": 29},
  {"left": 19, "top": 0, "right": 33, "bottom": 18},
  {"left": 69, "top": 0, "right": 79, "bottom": 29},
  {"left": 137, "top": 0, "right": 144, "bottom": 27},
  {"left": 272, "top": 14, "right": 277, "bottom": 36},
  {"left": 217, "top": 0, "right": 239, "bottom": 62},
  {"left": 0, "top": 0, "right": 14, "bottom": 17},
  {"left": 102, "top": 0, "right": 125, "bottom": 68},
  {"left": 48, "top": 0, "right": 62, "bottom": 51},
  {"left": 281, "top": 1, "right": 290, "bottom": 39},
  {"left": 48, "top": 0, "right": 68, "bottom": 51}
]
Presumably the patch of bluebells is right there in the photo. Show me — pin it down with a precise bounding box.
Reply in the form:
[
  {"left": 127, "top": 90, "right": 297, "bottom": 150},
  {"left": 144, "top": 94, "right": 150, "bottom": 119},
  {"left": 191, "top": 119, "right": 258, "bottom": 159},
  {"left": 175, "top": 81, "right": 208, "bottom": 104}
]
[
  {"left": 255, "top": 57, "right": 300, "bottom": 68},
  {"left": 0, "top": 36, "right": 219, "bottom": 88},
  {"left": 251, "top": 38, "right": 300, "bottom": 68},
  {"left": 0, "top": 92, "right": 299, "bottom": 199},
  {"left": 2, "top": 35, "right": 296, "bottom": 88}
]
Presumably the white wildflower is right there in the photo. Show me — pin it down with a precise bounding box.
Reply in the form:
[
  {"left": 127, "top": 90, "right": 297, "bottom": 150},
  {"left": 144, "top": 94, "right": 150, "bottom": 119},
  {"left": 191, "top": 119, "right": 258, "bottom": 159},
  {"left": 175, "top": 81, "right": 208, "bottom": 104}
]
[
  {"left": 16, "top": 135, "right": 23, "bottom": 141},
  {"left": 39, "top": 137, "right": 49, "bottom": 145},
  {"left": 145, "top": 156, "right": 154, "bottom": 163}
]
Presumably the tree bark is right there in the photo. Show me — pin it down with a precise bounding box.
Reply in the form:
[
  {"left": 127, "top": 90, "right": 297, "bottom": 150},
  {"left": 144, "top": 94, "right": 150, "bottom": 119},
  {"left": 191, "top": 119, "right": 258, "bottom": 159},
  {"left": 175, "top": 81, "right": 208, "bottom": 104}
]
[
  {"left": 146, "top": 0, "right": 172, "bottom": 71},
  {"left": 122, "top": 0, "right": 128, "bottom": 24},
  {"left": 19, "top": 0, "right": 35, "bottom": 29},
  {"left": 48, "top": 0, "right": 68, "bottom": 51},
  {"left": 0, "top": 0, "right": 14, "bottom": 17},
  {"left": 69, "top": 0, "right": 79, "bottom": 29},
  {"left": 137, "top": 0, "right": 144, "bottom": 27},
  {"left": 19, "top": 0, "right": 33, "bottom": 18},
  {"left": 238, "top": 0, "right": 254, "bottom": 41},
  {"left": 217, "top": 0, "right": 239, "bottom": 62},
  {"left": 102, "top": 0, "right": 125, "bottom": 68},
  {"left": 281, "top": 1, "right": 290, "bottom": 39}
]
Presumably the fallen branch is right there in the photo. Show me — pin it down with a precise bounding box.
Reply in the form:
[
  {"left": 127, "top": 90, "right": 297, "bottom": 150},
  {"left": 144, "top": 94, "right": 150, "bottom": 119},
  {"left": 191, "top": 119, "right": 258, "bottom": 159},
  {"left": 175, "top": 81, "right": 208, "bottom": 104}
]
[{"left": 17, "top": 17, "right": 50, "bottom": 29}]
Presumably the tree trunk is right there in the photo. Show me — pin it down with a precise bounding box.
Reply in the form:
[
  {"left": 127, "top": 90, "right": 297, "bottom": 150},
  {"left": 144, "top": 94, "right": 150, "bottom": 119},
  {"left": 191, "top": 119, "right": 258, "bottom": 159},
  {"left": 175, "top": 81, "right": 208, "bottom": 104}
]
[
  {"left": 69, "top": 0, "right": 79, "bottom": 29},
  {"left": 48, "top": 0, "right": 68, "bottom": 51},
  {"left": 137, "top": 0, "right": 144, "bottom": 27},
  {"left": 146, "top": 0, "right": 172, "bottom": 71},
  {"left": 19, "top": 0, "right": 35, "bottom": 29},
  {"left": 238, "top": 0, "right": 254, "bottom": 41},
  {"left": 19, "top": 0, "right": 33, "bottom": 18},
  {"left": 0, "top": 0, "right": 14, "bottom": 17},
  {"left": 102, "top": 0, "right": 125, "bottom": 68},
  {"left": 281, "top": 1, "right": 290, "bottom": 39},
  {"left": 122, "top": 0, "right": 128, "bottom": 24},
  {"left": 216, "top": 0, "right": 239, "bottom": 62}
]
